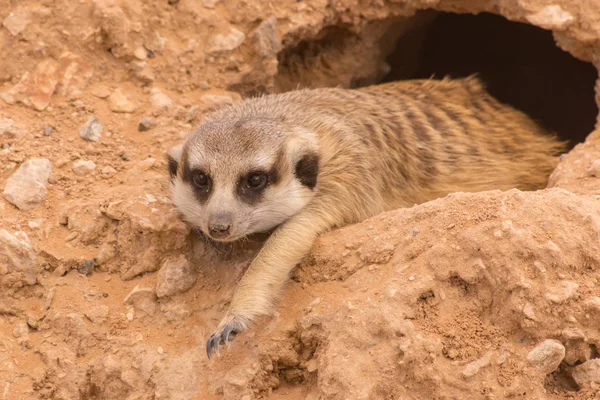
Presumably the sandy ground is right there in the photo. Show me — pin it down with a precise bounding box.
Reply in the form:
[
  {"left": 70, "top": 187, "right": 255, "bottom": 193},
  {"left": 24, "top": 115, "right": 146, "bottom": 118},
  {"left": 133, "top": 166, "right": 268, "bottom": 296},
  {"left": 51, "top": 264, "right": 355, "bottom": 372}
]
[{"left": 1, "top": 0, "right": 600, "bottom": 399}]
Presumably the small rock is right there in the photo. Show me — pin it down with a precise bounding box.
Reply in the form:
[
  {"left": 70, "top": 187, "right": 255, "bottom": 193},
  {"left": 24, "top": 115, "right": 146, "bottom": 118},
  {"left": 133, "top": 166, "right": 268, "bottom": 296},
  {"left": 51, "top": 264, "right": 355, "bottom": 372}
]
[
  {"left": 28, "top": 219, "right": 44, "bottom": 229},
  {"left": 139, "top": 157, "right": 157, "bottom": 171},
  {"left": 56, "top": 157, "right": 70, "bottom": 168},
  {"left": 26, "top": 316, "right": 39, "bottom": 330},
  {"left": 90, "top": 84, "right": 111, "bottom": 99},
  {"left": 562, "top": 328, "right": 585, "bottom": 340},
  {"left": 12, "top": 322, "right": 29, "bottom": 338},
  {"left": 50, "top": 312, "right": 89, "bottom": 339},
  {"left": 138, "top": 117, "right": 153, "bottom": 132},
  {"left": 145, "top": 193, "right": 157, "bottom": 203},
  {"left": 2, "top": 158, "right": 52, "bottom": 211},
  {"left": 79, "top": 116, "right": 103, "bottom": 142},
  {"left": 208, "top": 27, "right": 246, "bottom": 53},
  {"left": 132, "top": 63, "right": 155, "bottom": 83},
  {"left": 544, "top": 280, "right": 579, "bottom": 303},
  {"left": 84, "top": 305, "right": 109, "bottom": 324},
  {"left": 463, "top": 351, "right": 493, "bottom": 378},
  {"left": 199, "top": 81, "right": 210, "bottom": 90},
  {"left": 130, "top": 60, "right": 146, "bottom": 72},
  {"left": 526, "top": 339, "right": 565, "bottom": 374},
  {"left": 523, "top": 302, "right": 537, "bottom": 321},
  {"left": 146, "top": 33, "right": 167, "bottom": 53},
  {"left": 571, "top": 359, "right": 600, "bottom": 388},
  {"left": 109, "top": 88, "right": 137, "bottom": 113},
  {"left": 120, "top": 152, "right": 132, "bottom": 161},
  {"left": 133, "top": 46, "right": 148, "bottom": 60},
  {"left": 156, "top": 255, "right": 197, "bottom": 298},
  {"left": 44, "top": 126, "right": 53, "bottom": 136},
  {"left": 101, "top": 166, "right": 117, "bottom": 175},
  {"left": 65, "top": 231, "right": 79, "bottom": 242},
  {"left": 202, "top": 0, "right": 220, "bottom": 8},
  {"left": 8, "top": 153, "right": 24, "bottom": 163},
  {"left": 0, "top": 118, "right": 25, "bottom": 143},
  {"left": 77, "top": 259, "right": 95, "bottom": 275},
  {"left": 2, "top": 7, "right": 31, "bottom": 36},
  {"left": 96, "top": 243, "right": 116, "bottom": 265},
  {"left": 583, "top": 296, "right": 600, "bottom": 312},
  {"left": 587, "top": 160, "right": 600, "bottom": 177},
  {"left": 72, "top": 160, "right": 97, "bottom": 176},
  {"left": 150, "top": 88, "right": 172, "bottom": 109},
  {"left": 0, "top": 58, "right": 59, "bottom": 111},
  {"left": 305, "top": 359, "right": 318, "bottom": 373},
  {"left": 0, "top": 230, "right": 38, "bottom": 286},
  {"left": 124, "top": 286, "right": 157, "bottom": 316},
  {"left": 52, "top": 265, "right": 67, "bottom": 277},
  {"left": 251, "top": 17, "right": 281, "bottom": 57}
]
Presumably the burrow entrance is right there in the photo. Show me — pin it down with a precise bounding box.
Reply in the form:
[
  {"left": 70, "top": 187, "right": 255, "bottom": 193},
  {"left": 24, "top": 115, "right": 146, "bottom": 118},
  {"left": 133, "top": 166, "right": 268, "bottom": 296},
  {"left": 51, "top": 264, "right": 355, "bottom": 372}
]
[{"left": 275, "top": 11, "right": 598, "bottom": 147}]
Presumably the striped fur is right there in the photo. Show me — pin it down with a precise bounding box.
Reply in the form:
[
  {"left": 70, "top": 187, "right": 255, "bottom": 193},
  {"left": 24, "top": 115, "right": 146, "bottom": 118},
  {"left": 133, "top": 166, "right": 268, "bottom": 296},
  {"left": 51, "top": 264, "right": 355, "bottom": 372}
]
[{"left": 170, "top": 75, "right": 567, "bottom": 358}]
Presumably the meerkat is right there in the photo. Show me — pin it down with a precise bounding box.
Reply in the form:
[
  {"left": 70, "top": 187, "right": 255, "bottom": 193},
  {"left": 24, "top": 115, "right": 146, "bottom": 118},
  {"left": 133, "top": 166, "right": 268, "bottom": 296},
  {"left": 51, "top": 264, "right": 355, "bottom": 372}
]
[{"left": 167, "top": 75, "right": 567, "bottom": 359}]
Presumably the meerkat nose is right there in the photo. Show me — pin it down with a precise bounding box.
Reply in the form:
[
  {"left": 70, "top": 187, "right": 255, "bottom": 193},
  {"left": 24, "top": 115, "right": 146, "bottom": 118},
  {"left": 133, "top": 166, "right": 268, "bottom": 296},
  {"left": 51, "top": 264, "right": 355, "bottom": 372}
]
[{"left": 208, "top": 213, "right": 232, "bottom": 238}]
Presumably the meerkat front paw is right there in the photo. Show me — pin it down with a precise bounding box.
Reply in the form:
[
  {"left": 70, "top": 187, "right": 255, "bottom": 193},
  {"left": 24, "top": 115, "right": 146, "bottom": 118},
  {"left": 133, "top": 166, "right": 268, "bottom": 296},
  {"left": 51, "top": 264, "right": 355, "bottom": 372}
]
[{"left": 206, "top": 315, "right": 247, "bottom": 359}]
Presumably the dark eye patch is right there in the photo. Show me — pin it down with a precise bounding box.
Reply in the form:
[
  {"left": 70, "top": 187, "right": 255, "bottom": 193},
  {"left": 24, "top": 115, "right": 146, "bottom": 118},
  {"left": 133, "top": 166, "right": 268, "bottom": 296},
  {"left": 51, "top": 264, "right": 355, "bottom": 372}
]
[
  {"left": 182, "top": 164, "right": 212, "bottom": 203},
  {"left": 236, "top": 170, "right": 269, "bottom": 204},
  {"left": 236, "top": 163, "right": 281, "bottom": 204}
]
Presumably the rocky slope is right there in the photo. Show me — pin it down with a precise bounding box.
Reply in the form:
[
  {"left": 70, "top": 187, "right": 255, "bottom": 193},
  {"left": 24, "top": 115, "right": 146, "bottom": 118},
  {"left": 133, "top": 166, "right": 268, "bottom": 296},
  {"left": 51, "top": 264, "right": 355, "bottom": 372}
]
[{"left": 1, "top": 0, "right": 600, "bottom": 399}]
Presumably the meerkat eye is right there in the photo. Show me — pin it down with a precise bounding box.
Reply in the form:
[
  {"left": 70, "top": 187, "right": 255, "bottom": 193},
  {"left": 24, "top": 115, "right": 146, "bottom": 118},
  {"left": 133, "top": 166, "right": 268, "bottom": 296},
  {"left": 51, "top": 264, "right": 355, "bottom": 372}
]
[
  {"left": 192, "top": 171, "right": 209, "bottom": 189},
  {"left": 246, "top": 173, "right": 267, "bottom": 189}
]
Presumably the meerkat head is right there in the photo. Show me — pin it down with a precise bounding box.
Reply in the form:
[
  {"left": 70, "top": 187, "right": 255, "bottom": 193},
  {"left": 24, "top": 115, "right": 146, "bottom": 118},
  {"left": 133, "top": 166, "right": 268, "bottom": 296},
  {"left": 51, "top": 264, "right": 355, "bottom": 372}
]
[{"left": 167, "top": 117, "right": 320, "bottom": 242}]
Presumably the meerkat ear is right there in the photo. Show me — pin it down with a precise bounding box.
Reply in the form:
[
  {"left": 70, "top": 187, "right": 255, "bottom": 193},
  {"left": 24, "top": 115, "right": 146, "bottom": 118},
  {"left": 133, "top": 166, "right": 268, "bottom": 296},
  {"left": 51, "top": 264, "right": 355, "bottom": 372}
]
[
  {"left": 166, "top": 144, "right": 183, "bottom": 180},
  {"left": 294, "top": 151, "right": 319, "bottom": 189},
  {"left": 285, "top": 129, "right": 320, "bottom": 189}
]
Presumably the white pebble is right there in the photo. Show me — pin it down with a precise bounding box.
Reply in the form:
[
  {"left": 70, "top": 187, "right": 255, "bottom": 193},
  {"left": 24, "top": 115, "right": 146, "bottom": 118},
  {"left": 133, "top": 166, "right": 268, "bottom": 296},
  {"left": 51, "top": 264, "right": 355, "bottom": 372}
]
[
  {"left": 79, "top": 116, "right": 103, "bottom": 142},
  {"left": 572, "top": 359, "right": 600, "bottom": 388},
  {"left": 526, "top": 339, "right": 565, "bottom": 374},
  {"left": 101, "top": 166, "right": 117, "bottom": 175},
  {"left": 72, "top": 160, "right": 97, "bottom": 176},
  {"left": 2, "top": 158, "right": 52, "bottom": 211},
  {"left": 545, "top": 280, "right": 579, "bottom": 303},
  {"left": 462, "top": 351, "right": 493, "bottom": 378},
  {"left": 28, "top": 219, "right": 44, "bottom": 229},
  {"left": 109, "top": 88, "right": 137, "bottom": 113},
  {"left": 150, "top": 88, "right": 172, "bottom": 109}
]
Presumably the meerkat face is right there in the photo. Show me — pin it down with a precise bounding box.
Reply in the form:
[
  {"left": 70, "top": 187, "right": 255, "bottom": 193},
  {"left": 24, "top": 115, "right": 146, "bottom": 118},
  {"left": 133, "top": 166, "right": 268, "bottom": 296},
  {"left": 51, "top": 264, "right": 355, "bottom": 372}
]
[{"left": 167, "top": 117, "right": 320, "bottom": 242}]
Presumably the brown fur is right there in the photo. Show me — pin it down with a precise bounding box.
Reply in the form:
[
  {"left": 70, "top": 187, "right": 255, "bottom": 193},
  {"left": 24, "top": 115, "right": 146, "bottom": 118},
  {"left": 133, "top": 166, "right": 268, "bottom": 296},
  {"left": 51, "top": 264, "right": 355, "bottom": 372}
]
[{"left": 170, "top": 75, "right": 567, "bottom": 357}]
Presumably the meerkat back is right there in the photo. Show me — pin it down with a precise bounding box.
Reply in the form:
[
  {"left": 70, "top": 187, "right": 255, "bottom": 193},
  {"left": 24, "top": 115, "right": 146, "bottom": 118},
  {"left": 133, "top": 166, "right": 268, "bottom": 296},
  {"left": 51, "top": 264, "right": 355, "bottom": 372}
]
[{"left": 350, "top": 76, "right": 567, "bottom": 205}]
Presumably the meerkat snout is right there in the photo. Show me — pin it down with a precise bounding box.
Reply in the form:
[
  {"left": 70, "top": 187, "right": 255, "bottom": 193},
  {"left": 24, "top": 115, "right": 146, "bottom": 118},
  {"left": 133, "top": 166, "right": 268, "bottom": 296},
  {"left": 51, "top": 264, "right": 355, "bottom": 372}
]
[{"left": 207, "top": 213, "right": 232, "bottom": 239}]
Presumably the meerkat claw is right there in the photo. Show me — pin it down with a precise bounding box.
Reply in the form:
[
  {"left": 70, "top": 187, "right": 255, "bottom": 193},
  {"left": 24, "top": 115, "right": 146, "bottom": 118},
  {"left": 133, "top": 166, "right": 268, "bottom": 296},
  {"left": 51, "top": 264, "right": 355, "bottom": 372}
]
[{"left": 206, "top": 321, "right": 243, "bottom": 360}]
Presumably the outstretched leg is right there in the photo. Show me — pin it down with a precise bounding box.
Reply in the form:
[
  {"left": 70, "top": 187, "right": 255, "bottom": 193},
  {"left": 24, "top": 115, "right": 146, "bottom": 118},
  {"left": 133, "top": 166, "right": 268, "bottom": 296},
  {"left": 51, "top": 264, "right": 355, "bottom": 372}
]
[{"left": 206, "top": 206, "right": 335, "bottom": 359}]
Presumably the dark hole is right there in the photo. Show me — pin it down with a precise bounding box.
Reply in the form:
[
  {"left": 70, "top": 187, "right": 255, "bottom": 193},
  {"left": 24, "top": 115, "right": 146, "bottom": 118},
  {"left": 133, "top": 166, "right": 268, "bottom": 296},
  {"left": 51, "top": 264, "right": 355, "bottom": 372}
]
[
  {"left": 274, "top": 26, "right": 360, "bottom": 93},
  {"left": 383, "top": 12, "right": 598, "bottom": 147}
]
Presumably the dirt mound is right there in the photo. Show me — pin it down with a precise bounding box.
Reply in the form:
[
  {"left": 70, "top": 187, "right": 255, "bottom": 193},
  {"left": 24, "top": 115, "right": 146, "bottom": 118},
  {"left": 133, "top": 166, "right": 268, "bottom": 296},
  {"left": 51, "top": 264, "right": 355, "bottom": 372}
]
[{"left": 1, "top": 0, "right": 600, "bottom": 399}]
